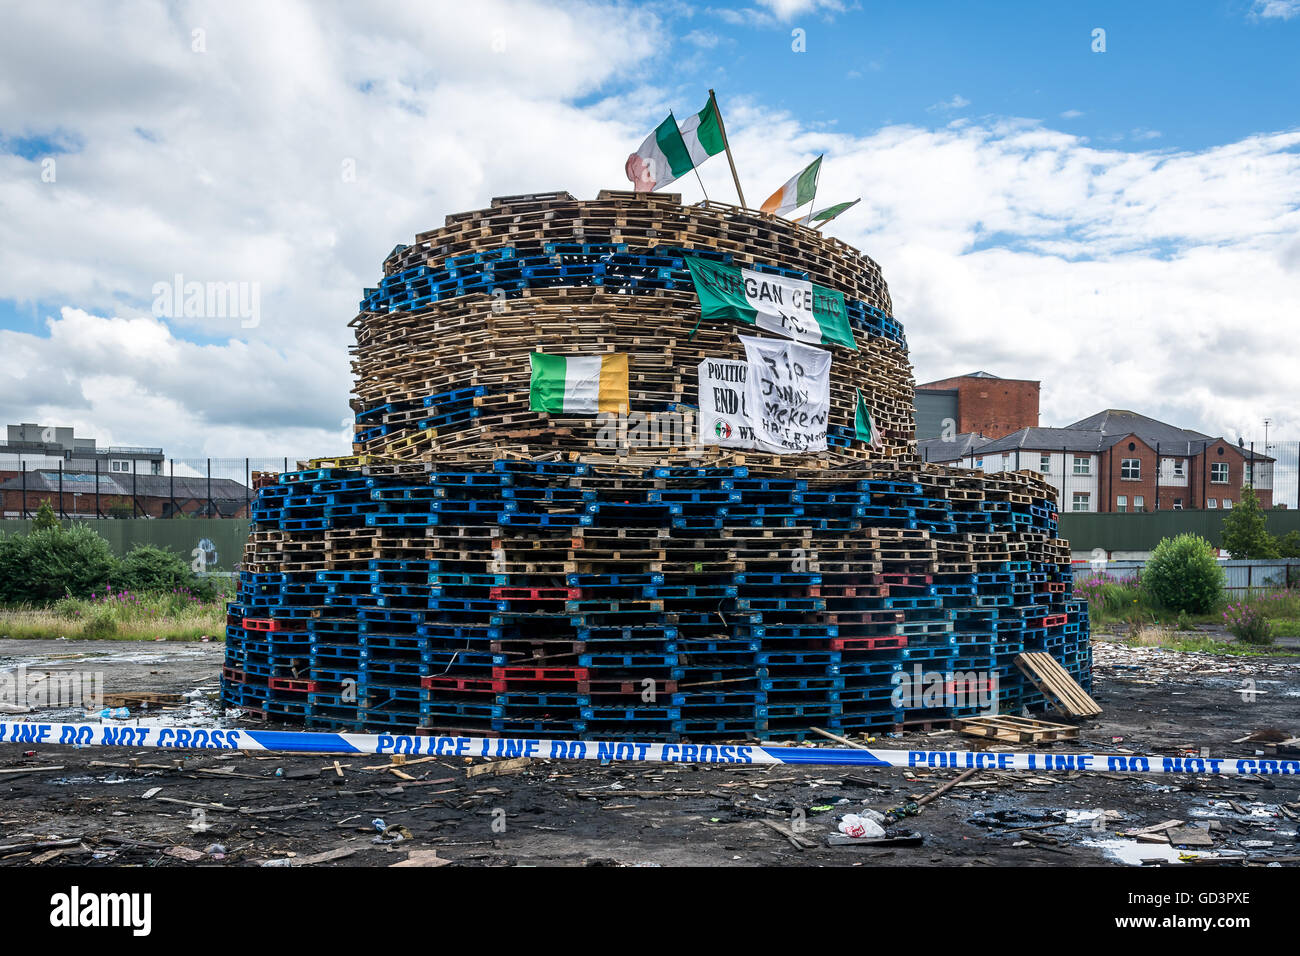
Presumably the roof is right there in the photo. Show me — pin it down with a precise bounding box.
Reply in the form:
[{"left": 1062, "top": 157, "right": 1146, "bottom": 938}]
[
  {"left": 918, "top": 433, "right": 992, "bottom": 462},
  {"left": 975, "top": 409, "right": 1275, "bottom": 460},
  {"left": 0, "top": 471, "right": 250, "bottom": 499},
  {"left": 976, "top": 427, "right": 1112, "bottom": 456}
]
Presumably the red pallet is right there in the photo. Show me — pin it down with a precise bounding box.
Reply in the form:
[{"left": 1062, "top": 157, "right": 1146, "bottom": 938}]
[
  {"left": 492, "top": 666, "right": 590, "bottom": 683},
  {"left": 1046, "top": 582, "right": 1066, "bottom": 593},
  {"left": 489, "top": 586, "right": 581, "bottom": 601},
  {"left": 810, "top": 584, "right": 889, "bottom": 598},
  {"left": 420, "top": 675, "right": 505, "bottom": 693},
  {"left": 221, "top": 666, "right": 246, "bottom": 683},
  {"left": 942, "top": 678, "right": 996, "bottom": 695},
  {"left": 242, "top": 617, "right": 305, "bottom": 633},
  {"left": 830, "top": 635, "right": 908, "bottom": 651},
  {"left": 1040, "top": 614, "right": 1069, "bottom": 628},
  {"left": 269, "top": 677, "right": 317, "bottom": 693},
  {"left": 870, "top": 573, "right": 933, "bottom": 586}
]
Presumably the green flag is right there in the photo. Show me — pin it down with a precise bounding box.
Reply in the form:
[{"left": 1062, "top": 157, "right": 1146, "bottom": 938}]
[
  {"left": 684, "top": 255, "right": 857, "bottom": 350},
  {"left": 855, "top": 388, "right": 882, "bottom": 449},
  {"left": 797, "top": 198, "right": 860, "bottom": 227}
]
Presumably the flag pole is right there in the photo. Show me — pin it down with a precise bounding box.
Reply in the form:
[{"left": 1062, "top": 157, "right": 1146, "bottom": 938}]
[
  {"left": 672, "top": 111, "right": 711, "bottom": 203},
  {"left": 807, "top": 154, "right": 823, "bottom": 230},
  {"left": 709, "top": 89, "right": 747, "bottom": 209}
]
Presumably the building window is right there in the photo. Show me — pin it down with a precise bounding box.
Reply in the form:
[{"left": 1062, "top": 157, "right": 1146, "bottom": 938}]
[
  {"left": 109, "top": 459, "right": 131, "bottom": 473},
  {"left": 1116, "top": 495, "right": 1127, "bottom": 513},
  {"left": 1173, "top": 459, "right": 1185, "bottom": 477},
  {"left": 1134, "top": 495, "right": 1144, "bottom": 511},
  {"left": 1211, "top": 461, "right": 1229, "bottom": 484},
  {"left": 1040, "top": 454, "right": 1051, "bottom": 474},
  {"left": 1121, "top": 458, "right": 1140, "bottom": 480},
  {"left": 1207, "top": 498, "right": 1217, "bottom": 509},
  {"left": 1173, "top": 498, "right": 1183, "bottom": 510},
  {"left": 1072, "top": 455, "right": 1090, "bottom": 476},
  {"left": 1072, "top": 492, "right": 1090, "bottom": 512},
  {"left": 1223, "top": 499, "right": 1233, "bottom": 509},
  {"left": 975, "top": 458, "right": 983, "bottom": 469}
]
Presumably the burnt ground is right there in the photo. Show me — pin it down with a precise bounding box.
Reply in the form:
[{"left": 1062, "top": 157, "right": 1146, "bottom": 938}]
[{"left": 0, "top": 638, "right": 1298, "bottom": 867}]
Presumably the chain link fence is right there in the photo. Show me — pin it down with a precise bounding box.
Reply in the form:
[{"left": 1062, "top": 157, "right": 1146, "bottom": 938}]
[{"left": 3, "top": 457, "right": 312, "bottom": 519}]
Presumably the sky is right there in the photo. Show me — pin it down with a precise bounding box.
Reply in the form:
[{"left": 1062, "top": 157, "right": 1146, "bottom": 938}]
[{"left": 0, "top": 0, "right": 1297, "bottom": 458}]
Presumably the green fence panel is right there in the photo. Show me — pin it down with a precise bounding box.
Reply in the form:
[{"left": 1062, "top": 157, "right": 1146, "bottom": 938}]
[
  {"left": 1059, "top": 509, "right": 1300, "bottom": 552},
  {"left": 0, "top": 518, "right": 250, "bottom": 572}
]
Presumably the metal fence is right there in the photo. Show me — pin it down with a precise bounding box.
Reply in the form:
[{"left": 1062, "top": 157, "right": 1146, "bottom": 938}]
[
  {"left": 923, "top": 439, "right": 1300, "bottom": 514},
  {"left": 5, "top": 457, "right": 312, "bottom": 520},
  {"left": 1072, "top": 558, "right": 1300, "bottom": 596}
]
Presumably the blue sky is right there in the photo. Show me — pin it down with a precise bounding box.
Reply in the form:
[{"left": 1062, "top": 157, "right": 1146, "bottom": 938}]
[
  {"left": 0, "top": 0, "right": 1296, "bottom": 458},
  {"left": 673, "top": 1, "right": 1297, "bottom": 153}
]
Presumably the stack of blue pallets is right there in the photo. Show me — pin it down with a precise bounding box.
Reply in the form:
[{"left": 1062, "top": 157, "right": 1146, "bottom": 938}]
[{"left": 223, "top": 459, "right": 1089, "bottom": 740}]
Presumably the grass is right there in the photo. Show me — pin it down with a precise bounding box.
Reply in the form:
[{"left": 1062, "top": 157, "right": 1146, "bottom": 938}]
[
  {"left": 1082, "top": 577, "right": 1300, "bottom": 654},
  {"left": 1117, "top": 624, "right": 1300, "bottom": 657},
  {"left": 0, "top": 582, "right": 231, "bottom": 641}
]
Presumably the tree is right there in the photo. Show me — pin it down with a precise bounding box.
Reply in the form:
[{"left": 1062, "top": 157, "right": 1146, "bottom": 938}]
[
  {"left": 31, "top": 499, "right": 59, "bottom": 533},
  {"left": 1220, "top": 486, "right": 1277, "bottom": 559},
  {"left": 1276, "top": 530, "right": 1300, "bottom": 559},
  {"left": 1143, "top": 533, "right": 1225, "bottom": 614}
]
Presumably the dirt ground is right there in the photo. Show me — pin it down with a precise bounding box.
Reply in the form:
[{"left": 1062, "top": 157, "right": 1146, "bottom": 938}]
[{"left": 0, "top": 637, "right": 1297, "bottom": 867}]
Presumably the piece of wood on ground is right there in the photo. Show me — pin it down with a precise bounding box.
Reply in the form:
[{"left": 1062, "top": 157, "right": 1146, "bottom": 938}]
[
  {"left": 760, "top": 818, "right": 815, "bottom": 850},
  {"left": 293, "top": 847, "right": 358, "bottom": 866},
  {"left": 466, "top": 757, "right": 533, "bottom": 778},
  {"left": 1166, "top": 827, "right": 1215, "bottom": 847},
  {"left": 954, "top": 714, "right": 1079, "bottom": 744},
  {"left": 1014, "top": 652, "right": 1103, "bottom": 717},
  {"left": 809, "top": 726, "right": 869, "bottom": 750},
  {"left": 389, "top": 849, "right": 450, "bottom": 867}
]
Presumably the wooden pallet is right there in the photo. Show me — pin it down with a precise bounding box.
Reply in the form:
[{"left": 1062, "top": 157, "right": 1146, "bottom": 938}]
[
  {"left": 955, "top": 714, "right": 1079, "bottom": 744},
  {"left": 1015, "top": 652, "right": 1103, "bottom": 718}
]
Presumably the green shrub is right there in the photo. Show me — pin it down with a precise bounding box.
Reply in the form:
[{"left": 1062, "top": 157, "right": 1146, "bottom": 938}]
[
  {"left": 1143, "top": 534, "right": 1225, "bottom": 614},
  {"left": 82, "top": 606, "right": 119, "bottom": 639},
  {"left": 1223, "top": 602, "right": 1272, "bottom": 644},
  {"left": 0, "top": 524, "right": 116, "bottom": 603},
  {"left": 31, "top": 500, "right": 60, "bottom": 532},
  {"left": 114, "top": 545, "right": 194, "bottom": 593}
]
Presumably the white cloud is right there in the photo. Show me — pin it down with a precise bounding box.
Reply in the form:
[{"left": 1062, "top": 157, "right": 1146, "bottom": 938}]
[
  {"left": 927, "top": 94, "right": 971, "bottom": 112},
  {"left": 1252, "top": 0, "right": 1300, "bottom": 19},
  {"left": 754, "top": 0, "right": 847, "bottom": 20},
  {"left": 1, "top": 0, "right": 1298, "bottom": 463},
  {"left": 683, "top": 29, "right": 721, "bottom": 48},
  {"left": 1060, "top": 109, "right": 1084, "bottom": 119}
]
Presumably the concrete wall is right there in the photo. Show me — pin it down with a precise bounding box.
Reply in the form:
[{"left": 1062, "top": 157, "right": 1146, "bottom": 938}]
[{"left": 0, "top": 518, "right": 249, "bottom": 572}]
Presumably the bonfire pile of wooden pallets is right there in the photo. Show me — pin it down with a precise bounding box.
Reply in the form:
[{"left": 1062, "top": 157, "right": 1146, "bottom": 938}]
[{"left": 221, "top": 192, "right": 1092, "bottom": 740}]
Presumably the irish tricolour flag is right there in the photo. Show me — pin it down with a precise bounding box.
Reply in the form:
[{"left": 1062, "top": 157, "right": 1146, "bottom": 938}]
[
  {"left": 625, "top": 99, "right": 725, "bottom": 193},
  {"left": 529, "top": 352, "right": 629, "bottom": 415},
  {"left": 761, "top": 155, "right": 822, "bottom": 217}
]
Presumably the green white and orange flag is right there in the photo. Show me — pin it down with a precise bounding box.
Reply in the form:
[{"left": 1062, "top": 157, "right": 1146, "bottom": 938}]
[
  {"left": 760, "top": 155, "right": 822, "bottom": 216},
  {"left": 625, "top": 99, "right": 725, "bottom": 193},
  {"left": 796, "top": 198, "right": 860, "bottom": 227},
  {"left": 529, "top": 352, "right": 629, "bottom": 415}
]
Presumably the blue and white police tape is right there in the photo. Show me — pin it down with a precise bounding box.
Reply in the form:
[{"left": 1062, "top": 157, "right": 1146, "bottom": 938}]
[{"left": 2, "top": 721, "right": 1298, "bottom": 776}]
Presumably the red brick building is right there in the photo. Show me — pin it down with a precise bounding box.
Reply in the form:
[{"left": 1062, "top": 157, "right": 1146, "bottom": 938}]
[
  {"left": 0, "top": 471, "right": 251, "bottom": 518},
  {"left": 915, "top": 371, "right": 1039, "bottom": 440},
  {"left": 931, "top": 409, "right": 1274, "bottom": 513}
]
